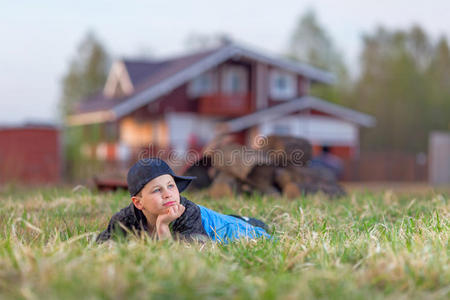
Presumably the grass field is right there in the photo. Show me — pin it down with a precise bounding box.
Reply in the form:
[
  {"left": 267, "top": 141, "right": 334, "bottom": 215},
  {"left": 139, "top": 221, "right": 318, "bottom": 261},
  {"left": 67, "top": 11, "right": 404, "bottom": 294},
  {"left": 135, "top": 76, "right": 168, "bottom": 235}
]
[{"left": 0, "top": 186, "right": 448, "bottom": 299}]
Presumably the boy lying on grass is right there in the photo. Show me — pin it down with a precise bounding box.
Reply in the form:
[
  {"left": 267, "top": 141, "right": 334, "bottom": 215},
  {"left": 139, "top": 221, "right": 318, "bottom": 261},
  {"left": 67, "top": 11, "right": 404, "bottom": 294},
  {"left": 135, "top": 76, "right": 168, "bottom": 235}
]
[{"left": 96, "top": 158, "right": 270, "bottom": 243}]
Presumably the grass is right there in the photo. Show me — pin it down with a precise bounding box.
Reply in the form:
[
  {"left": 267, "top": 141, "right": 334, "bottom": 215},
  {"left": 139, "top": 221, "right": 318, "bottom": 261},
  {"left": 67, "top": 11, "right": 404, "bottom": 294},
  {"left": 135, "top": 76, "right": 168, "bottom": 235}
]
[{"left": 0, "top": 186, "right": 448, "bottom": 299}]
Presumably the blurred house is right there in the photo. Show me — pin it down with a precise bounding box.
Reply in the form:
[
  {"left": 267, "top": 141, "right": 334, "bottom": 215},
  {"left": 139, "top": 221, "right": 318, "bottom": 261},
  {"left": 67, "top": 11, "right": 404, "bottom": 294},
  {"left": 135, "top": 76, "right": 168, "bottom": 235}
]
[
  {"left": 68, "top": 41, "right": 375, "bottom": 167},
  {"left": 0, "top": 124, "right": 61, "bottom": 184}
]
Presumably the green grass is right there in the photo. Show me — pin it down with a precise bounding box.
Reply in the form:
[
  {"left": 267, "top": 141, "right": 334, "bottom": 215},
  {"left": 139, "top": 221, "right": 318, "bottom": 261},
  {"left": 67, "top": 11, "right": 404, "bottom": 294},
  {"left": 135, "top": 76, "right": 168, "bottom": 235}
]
[{"left": 0, "top": 186, "right": 448, "bottom": 299}]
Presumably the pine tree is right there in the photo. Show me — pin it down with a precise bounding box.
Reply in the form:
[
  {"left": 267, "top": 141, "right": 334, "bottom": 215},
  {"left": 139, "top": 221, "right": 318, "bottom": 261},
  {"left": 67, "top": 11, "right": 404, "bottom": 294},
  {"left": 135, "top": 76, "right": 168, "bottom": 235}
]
[
  {"left": 286, "top": 10, "right": 350, "bottom": 105},
  {"left": 60, "top": 32, "right": 109, "bottom": 120},
  {"left": 59, "top": 32, "right": 110, "bottom": 180}
]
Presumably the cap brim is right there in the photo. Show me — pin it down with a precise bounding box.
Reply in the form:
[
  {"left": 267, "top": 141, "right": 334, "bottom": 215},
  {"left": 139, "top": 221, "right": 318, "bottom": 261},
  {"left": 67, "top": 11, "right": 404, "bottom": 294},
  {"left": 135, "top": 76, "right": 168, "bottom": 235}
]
[{"left": 173, "top": 175, "right": 196, "bottom": 193}]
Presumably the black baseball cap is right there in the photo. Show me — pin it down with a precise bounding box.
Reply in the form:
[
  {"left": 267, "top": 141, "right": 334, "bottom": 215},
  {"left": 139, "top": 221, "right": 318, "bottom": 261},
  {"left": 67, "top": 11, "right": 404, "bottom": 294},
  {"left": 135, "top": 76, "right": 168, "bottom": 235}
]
[{"left": 127, "top": 158, "right": 196, "bottom": 197}]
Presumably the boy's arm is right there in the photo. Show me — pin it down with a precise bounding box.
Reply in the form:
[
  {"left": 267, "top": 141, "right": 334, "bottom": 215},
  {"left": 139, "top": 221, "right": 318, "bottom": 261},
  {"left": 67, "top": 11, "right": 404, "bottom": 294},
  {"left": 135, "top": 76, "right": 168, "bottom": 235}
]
[
  {"left": 155, "top": 223, "right": 172, "bottom": 240},
  {"left": 96, "top": 204, "right": 136, "bottom": 243},
  {"left": 96, "top": 214, "right": 127, "bottom": 243},
  {"left": 171, "top": 197, "right": 208, "bottom": 241}
]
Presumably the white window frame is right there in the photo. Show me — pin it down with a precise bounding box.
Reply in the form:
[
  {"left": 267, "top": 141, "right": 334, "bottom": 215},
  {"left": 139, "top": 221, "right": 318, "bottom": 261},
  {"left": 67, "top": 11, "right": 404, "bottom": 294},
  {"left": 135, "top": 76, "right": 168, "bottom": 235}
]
[
  {"left": 272, "top": 123, "right": 291, "bottom": 136},
  {"left": 270, "top": 69, "right": 297, "bottom": 100},
  {"left": 221, "top": 66, "right": 248, "bottom": 94}
]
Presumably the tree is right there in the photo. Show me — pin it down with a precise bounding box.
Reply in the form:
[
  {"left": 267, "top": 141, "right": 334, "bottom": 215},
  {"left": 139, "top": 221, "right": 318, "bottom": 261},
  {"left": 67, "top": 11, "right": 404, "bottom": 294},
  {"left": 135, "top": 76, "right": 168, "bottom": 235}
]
[
  {"left": 60, "top": 31, "right": 109, "bottom": 120},
  {"left": 59, "top": 31, "right": 110, "bottom": 180},
  {"left": 286, "top": 10, "right": 350, "bottom": 105},
  {"left": 426, "top": 37, "right": 450, "bottom": 131},
  {"left": 286, "top": 14, "right": 450, "bottom": 154},
  {"left": 354, "top": 25, "right": 450, "bottom": 153}
]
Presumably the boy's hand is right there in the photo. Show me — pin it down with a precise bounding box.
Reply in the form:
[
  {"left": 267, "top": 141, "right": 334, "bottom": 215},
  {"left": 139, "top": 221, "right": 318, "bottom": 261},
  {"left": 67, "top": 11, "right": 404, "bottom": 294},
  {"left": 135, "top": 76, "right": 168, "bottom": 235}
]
[
  {"left": 156, "top": 203, "right": 185, "bottom": 227},
  {"left": 155, "top": 204, "right": 185, "bottom": 240}
]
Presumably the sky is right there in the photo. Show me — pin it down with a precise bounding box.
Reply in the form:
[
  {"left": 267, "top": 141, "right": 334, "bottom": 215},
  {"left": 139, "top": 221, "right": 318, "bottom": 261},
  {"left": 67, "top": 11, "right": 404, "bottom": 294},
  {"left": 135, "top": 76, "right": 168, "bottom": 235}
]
[{"left": 1, "top": 0, "right": 449, "bottom": 125}]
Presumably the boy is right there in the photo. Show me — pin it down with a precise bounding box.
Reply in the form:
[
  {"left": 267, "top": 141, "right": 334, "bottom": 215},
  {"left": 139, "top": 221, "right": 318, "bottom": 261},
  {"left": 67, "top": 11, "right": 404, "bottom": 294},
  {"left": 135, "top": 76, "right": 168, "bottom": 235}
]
[{"left": 96, "top": 158, "right": 270, "bottom": 243}]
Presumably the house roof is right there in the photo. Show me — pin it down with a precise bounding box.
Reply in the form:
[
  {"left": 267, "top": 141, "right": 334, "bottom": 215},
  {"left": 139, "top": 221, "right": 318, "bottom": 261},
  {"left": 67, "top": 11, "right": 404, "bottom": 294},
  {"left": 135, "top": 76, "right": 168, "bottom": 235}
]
[
  {"left": 122, "top": 48, "right": 221, "bottom": 87},
  {"left": 69, "top": 42, "right": 335, "bottom": 125},
  {"left": 221, "top": 96, "right": 376, "bottom": 132},
  {"left": 122, "top": 60, "right": 166, "bottom": 87},
  {"left": 75, "top": 48, "right": 219, "bottom": 115}
]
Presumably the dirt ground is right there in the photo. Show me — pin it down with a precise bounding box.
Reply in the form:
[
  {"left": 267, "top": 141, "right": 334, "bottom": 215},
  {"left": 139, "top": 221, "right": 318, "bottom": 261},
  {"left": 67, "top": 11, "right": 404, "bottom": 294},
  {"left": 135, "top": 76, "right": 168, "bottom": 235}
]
[{"left": 342, "top": 181, "right": 450, "bottom": 195}]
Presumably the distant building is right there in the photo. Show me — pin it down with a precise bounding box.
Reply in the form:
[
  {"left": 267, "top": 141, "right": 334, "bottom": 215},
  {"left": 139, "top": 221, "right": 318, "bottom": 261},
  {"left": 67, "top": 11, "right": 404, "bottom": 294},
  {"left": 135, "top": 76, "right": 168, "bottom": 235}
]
[
  {"left": 0, "top": 125, "right": 61, "bottom": 184},
  {"left": 68, "top": 42, "right": 375, "bottom": 166},
  {"left": 429, "top": 131, "right": 450, "bottom": 185}
]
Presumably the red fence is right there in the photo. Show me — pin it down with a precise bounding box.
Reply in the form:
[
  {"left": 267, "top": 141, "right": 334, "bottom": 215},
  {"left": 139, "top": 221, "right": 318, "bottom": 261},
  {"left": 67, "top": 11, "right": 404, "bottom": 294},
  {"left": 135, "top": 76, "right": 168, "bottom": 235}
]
[
  {"left": 341, "top": 151, "right": 428, "bottom": 182},
  {"left": 0, "top": 127, "right": 61, "bottom": 184}
]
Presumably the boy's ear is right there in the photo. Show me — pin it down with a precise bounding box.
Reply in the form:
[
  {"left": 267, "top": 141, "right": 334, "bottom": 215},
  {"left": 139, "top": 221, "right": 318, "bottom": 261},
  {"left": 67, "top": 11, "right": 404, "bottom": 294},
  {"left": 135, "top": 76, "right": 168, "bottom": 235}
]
[{"left": 131, "top": 196, "right": 143, "bottom": 210}]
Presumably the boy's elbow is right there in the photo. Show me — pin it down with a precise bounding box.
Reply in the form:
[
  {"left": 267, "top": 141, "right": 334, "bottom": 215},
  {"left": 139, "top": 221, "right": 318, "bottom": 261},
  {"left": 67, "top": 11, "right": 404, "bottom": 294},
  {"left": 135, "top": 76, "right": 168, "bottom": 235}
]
[{"left": 95, "top": 230, "right": 110, "bottom": 244}]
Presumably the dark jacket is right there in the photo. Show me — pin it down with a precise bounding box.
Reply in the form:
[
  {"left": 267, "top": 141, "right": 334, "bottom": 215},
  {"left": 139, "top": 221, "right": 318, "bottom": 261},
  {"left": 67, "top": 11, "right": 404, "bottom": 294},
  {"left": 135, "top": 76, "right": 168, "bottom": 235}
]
[{"left": 96, "top": 196, "right": 208, "bottom": 243}]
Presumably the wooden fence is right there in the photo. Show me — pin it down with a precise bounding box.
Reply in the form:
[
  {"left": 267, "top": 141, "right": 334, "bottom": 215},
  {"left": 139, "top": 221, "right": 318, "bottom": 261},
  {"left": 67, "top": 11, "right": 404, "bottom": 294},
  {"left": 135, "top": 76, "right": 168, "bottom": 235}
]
[{"left": 341, "top": 151, "right": 428, "bottom": 182}]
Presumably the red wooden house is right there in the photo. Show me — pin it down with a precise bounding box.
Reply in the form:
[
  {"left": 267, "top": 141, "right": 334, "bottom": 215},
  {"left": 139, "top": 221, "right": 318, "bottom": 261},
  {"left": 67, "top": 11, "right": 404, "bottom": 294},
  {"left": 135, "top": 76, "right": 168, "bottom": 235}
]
[{"left": 68, "top": 41, "right": 375, "bottom": 167}]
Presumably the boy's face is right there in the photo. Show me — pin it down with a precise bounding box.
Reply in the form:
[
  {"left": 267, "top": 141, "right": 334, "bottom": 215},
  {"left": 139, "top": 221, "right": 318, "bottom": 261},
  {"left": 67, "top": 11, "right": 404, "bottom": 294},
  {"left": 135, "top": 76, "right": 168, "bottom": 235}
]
[{"left": 132, "top": 174, "right": 180, "bottom": 217}]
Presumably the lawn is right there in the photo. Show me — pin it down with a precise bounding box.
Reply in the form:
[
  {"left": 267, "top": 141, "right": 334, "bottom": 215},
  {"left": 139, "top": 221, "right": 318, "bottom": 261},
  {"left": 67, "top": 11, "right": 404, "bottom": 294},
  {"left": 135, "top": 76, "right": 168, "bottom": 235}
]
[{"left": 0, "top": 186, "right": 448, "bottom": 299}]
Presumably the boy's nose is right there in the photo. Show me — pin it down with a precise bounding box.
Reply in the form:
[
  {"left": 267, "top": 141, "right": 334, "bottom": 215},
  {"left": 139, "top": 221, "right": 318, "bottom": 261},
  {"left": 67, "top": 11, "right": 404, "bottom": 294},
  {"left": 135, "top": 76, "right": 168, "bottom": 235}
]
[{"left": 162, "top": 189, "right": 171, "bottom": 199}]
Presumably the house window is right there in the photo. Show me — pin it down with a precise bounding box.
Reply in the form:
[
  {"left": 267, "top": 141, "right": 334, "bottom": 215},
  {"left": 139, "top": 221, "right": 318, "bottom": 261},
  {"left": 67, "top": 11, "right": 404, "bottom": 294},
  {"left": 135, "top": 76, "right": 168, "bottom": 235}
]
[
  {"left": 222, "top": 66, "right": 248, "bottom": 94},
  {"left": 270, "top": 69, "right": 297, "bottom": 100},
  {"left": 188, "top": 71, "right": 216, "bottom": 97},
  {"left": 273, "top": 124, "right": 291, "bottom": 135}
]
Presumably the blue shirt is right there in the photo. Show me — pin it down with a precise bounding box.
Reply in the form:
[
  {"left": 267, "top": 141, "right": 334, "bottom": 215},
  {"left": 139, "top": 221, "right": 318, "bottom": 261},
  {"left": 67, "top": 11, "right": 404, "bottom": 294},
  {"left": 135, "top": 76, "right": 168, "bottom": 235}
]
[{"left": 198, "top": 205, "right": 271, "bottom": 243}]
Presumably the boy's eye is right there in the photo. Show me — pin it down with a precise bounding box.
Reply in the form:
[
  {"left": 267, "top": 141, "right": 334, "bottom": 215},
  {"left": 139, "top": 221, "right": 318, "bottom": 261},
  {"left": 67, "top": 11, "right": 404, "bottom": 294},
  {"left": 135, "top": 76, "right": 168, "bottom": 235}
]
[
  {"left": 152, "top": 188, "right": 161, "bottom": 193},
  {"left": 168, "top": 183, "right": 175, "bottom": 189}
]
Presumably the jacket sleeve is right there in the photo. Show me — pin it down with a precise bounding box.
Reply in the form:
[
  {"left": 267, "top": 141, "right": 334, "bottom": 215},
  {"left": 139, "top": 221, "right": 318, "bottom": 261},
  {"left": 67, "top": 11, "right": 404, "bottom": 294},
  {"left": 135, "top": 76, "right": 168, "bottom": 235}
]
[
  {"left": 96, "top": 205, "right": 138, "bottom": 243},
  {"left": 171, "top": 197, "right": 208, "bottom": 241},
  {"left": 96, "top": 213, "right": 128, "bottom": 243}
]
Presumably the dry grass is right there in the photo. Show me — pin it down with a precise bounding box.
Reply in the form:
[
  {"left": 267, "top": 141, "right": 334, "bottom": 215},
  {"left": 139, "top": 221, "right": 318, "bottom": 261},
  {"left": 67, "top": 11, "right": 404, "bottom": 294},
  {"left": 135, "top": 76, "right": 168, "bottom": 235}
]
[{"left": 0, "top": 186, "right": 448, "bottom": 299}]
